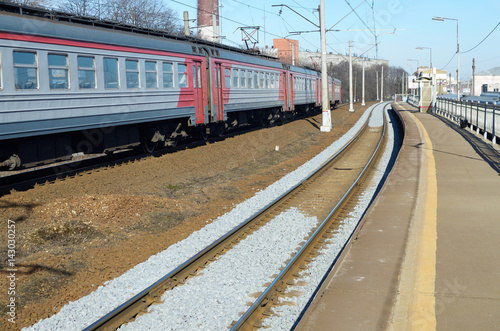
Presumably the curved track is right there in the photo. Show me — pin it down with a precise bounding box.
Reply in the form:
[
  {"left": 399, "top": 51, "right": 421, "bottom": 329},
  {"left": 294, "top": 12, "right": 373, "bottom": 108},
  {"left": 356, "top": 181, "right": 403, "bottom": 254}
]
[{"left": 83, "top": 104, "right": 389, "bottom": 331}]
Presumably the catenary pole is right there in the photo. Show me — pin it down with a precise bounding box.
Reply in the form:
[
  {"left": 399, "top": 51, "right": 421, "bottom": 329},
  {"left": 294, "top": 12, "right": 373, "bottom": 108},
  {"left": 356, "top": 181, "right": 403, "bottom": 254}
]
[
  {"left": 320, "top": 0, "right": 332, "bottom": 131},
  {"left": 349, "top": 40, "right": 354, "bottom": 112}
]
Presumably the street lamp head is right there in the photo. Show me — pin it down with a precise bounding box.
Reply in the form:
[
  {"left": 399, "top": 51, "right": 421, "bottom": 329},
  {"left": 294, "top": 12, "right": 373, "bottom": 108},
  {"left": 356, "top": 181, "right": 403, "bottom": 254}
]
[
  {"left": 432, "top": 17, "right": 445, "bottom": 21},
  {"left": 416, "top": 47, "right": 423, "bottom": 50}
]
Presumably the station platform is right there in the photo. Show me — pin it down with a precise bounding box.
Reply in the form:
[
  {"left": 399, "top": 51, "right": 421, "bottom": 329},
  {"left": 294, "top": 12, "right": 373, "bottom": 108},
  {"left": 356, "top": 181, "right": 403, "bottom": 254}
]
[{"left": 295, "top": 102, "right": 500, "bottom": 330}]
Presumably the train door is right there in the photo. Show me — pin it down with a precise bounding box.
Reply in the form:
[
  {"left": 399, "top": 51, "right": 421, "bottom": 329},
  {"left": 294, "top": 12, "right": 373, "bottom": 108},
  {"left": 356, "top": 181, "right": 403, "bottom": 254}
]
[
  {"left": 289, "top": 72, "right": 295, "bottom": 110},
  {"left": 192, "top": 61, "right": 204, "bottom": 123},
  {"left": 213, "top": 63, "right": 224, "bottom": 121},
  {"left": 281, "top": 72, "right": 287, "bottom": 110}
]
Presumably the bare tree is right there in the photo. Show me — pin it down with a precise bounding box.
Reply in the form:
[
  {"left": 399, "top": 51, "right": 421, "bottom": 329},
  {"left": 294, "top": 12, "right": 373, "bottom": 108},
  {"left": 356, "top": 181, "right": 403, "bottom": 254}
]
[
  {"left": 102, "top": 0, "right": 181, "bottom": 33},
  {"left": 329, "top": 62, "right": 407, "bottom": 103},
  {"left": 58, "top": 0, "right": 98, "bottom": 17}
]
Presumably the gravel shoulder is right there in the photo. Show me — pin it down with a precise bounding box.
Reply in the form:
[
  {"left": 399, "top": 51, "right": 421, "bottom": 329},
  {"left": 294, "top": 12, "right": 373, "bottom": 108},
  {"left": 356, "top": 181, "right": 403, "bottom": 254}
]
[{"left": 0, "top": 103, "right": 371, "bottom": 329}]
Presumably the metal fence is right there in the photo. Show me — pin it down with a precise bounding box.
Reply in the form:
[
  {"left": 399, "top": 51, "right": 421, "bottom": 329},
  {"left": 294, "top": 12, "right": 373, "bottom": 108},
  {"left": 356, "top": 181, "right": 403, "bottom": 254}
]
[
  {"left": 435, "top": 97, "right": 499, "bottom": 145},
  {"left": 407, "top": 94, "right": 419, "bottom": 108}
]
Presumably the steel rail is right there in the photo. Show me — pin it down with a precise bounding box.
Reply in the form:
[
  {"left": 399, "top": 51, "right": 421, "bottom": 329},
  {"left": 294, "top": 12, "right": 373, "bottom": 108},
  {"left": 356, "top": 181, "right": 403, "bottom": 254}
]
[
  {"left": 83, "top": 103, "right": 383, "bottom": 331},
  {"left": 230, "top": 103, "right": 389, "bottom": 330}
]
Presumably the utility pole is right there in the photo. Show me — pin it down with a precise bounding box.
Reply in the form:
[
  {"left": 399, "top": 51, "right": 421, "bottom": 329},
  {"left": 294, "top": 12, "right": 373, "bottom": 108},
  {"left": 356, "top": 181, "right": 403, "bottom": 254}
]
[
  {"left": 380, "top": 66, "right": 384, "bottom": 102},
  {"left": 401, "top": 70, "right": 404, "bottom": 95},
  {"left": 349, "top": 40, "right": 354, "bottom": 112},
  {"left": 183, "top": 11, "right": 190, "bottom": 36},
  {"left": 376, "top": 71, "right": 379, "bottom": 100},
  {"left": 361, "top": 58, "right": 365, "bottom": 106},
  {"left": 472, "top": 58, "right": 476, "bottom": 96},
  {"left": 319, "top": 0, "right": 332, "bottom": 131}
]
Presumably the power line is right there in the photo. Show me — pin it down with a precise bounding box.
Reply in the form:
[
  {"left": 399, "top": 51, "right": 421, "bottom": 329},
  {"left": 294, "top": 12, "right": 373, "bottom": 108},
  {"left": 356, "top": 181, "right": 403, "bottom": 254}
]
[
  {"left": 440, "top": 52, "right": 456, "bottom": 70},
  {"left": 344, "top": 0, "right": 374, "bottom": 37},
  {"left": 462, "top": 21, "right": 500, "bottom": 54}
]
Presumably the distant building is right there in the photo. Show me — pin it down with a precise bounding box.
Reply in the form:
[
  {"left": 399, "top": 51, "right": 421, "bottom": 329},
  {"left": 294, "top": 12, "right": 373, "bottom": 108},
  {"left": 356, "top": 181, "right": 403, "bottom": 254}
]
[
  {"left": 272, "top": 39, "right": 299, "bottom": 66},
  {"left": 268, "top": 38, "right": 389, "bottom": 69},
  {"left": 482, "top": 83, "right": 500, "bottom": 93},
  {"left": 299, "top": 50, "right": 388, "bottom": 70},
  {"left": 473, "top": 67, "right": 500, "bottom": 96}
]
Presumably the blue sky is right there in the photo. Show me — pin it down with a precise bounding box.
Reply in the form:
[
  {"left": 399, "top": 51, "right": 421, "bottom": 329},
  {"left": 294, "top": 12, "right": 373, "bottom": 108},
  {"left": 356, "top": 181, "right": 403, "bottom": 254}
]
[{"left": 167, "top": 0, "right": 500, "bottom": 80}]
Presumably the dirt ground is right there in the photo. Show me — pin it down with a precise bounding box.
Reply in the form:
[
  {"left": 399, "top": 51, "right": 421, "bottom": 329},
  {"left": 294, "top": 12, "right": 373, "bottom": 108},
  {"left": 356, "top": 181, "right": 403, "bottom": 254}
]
[{"left": 0, "top": 103, "right": 372, "bottom": 329}]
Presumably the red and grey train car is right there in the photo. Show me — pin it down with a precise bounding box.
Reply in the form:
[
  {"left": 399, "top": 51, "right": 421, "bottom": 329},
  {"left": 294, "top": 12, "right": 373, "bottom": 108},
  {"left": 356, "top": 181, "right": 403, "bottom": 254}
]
[{"left": 0, "top": 3, "right": 341, "bottom": 169}]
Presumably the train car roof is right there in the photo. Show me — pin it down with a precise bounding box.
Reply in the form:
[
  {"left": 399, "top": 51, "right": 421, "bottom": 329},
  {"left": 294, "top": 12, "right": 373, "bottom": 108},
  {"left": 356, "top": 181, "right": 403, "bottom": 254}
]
[{"left": 289, "top": 65, "right": 319, "bottom": 76}]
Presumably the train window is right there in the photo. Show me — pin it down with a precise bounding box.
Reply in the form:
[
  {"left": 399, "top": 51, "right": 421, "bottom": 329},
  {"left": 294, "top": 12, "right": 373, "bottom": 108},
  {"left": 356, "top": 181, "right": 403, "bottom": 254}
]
[
  {"left": 232, "top": 69, "right": 239, "bottom": 88},
  {"left": 240, "top": 70, "right": 246, "bottom": 88},
  {"left": 224, "top": 68, "right": 230, "bottom": 88},
  {"left": 125, "top": 59, "right": 139, "bottom": 88},
  {"left": 264, "top": 73, "right": 269, "bottom": 89},
  {"left": 192, "top": 65, "right": 198, "bottom": 88},
  {"left": 103, "top": 58, "right": 119, "bottom": 89},
  {"left": 13, "top": 51, "right": 38, "bottom": 90},
  {"left": 48, "top": 54, "right": 69, "bottom": 90},
  {"left": 163, "top": 62, "right": 173, "bottom": 88},
  {"left": 259, "top": 72, "right": 264, "bottom": 89},
  {"left": 78, "top": 56, "right": 96, "bottom": 89},
  {"left": 145, "top": 61, "right": 157, "bottom": 88},
  {"left": 246, "top": 71, "right": 252, "bottom": 88},
  {"left": 253, "top": 72, "right": 258, "bottom": 89},
  {"left": 178, "top": 64, "right": 188, "bottom": 88}
]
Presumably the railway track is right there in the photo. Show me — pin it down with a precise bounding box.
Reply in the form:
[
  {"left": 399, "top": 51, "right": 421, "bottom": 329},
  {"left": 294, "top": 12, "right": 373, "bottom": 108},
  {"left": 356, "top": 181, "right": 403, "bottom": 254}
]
[{"left": 83, "top": 103, "right": 390, "bottom": 331}]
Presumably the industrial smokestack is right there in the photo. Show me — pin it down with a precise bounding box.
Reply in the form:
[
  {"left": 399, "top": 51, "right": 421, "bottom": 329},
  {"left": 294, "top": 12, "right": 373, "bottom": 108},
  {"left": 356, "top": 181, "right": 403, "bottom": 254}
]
[{"left": 198, "top": 0, "right": 219, "bottom": 43}]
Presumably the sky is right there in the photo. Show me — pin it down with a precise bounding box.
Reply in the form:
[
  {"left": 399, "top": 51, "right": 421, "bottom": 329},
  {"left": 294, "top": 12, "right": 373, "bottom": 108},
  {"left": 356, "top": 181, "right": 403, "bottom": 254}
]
[{"left": 165, "top": 0, "right": 500, "bottom": 80}]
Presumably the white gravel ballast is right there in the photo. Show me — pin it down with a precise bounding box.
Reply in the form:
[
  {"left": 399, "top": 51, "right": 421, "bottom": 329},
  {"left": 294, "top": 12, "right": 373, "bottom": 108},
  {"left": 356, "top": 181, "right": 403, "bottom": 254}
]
[{"left": 24, "top": 102, "right": 394, "bottom": 331}]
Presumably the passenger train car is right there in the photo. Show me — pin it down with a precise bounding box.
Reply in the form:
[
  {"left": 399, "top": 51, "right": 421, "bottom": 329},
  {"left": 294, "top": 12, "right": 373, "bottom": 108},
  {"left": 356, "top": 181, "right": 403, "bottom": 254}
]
[{"left": 0, "top": 3, "right": 341, "bottom": 170}]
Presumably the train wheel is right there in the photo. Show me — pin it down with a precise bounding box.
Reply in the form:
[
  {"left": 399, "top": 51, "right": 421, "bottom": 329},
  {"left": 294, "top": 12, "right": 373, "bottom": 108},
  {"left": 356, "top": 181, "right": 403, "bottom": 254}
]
[
  {"left": 142, "top": 141, "right": 157, "bottom": 154},
  {"left": 165, "top": 137, "right": 178, "bottom": 148}
]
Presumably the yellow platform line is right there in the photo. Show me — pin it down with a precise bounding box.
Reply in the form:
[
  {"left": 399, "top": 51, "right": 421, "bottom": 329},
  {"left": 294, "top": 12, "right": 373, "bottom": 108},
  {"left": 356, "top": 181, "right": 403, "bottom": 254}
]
[{"left": 390, "top": 113, "right": 437, "bottom": 330}]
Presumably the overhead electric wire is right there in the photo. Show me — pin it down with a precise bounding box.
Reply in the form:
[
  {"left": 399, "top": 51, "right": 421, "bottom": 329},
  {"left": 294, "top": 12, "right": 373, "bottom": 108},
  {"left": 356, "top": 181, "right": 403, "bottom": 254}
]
[
  {"left": 462, "top": 21, "right": 500, "bottom": 54},
  {"left": 344, "top": 0, "right": 375, "bottom": 37},
  {"left": 440, "top": 52, "right": 456, "bottom": 70}
]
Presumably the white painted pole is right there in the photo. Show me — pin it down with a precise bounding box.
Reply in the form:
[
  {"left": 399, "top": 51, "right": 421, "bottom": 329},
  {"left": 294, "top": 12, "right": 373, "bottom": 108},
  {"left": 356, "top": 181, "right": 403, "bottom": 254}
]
[
  {"left": 349, "top": 40, "right": 354, "bottom": 112},
  {"left": 320, "top": 0, "right": 332, "bottom": 132},
  {"left": 381, "top": 66, "right": 384, "bottom": 102},
  {"left": 183, "top": 11, "right": 190, "bottom": 36},
  {"left": 361, "top": 58, "right": 365, "bottom": 106}
]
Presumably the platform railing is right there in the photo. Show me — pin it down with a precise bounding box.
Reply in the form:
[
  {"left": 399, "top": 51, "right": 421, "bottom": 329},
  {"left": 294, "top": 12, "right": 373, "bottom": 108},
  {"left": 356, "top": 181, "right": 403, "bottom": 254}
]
[
  {"left": 435, "top": 97, "right": 499, "bottom": 145},
  {"left": 407, "top": 94, "right": 420, "bottom": 108}
]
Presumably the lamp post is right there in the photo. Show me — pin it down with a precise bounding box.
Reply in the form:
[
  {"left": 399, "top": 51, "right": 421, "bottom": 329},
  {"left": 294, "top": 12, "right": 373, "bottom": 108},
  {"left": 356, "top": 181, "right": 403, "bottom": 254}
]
[
  {"left": 408, "top": 59, "right": 419, "bottom": 72},
  {"left": 433, "top": 16, "right": 459, "bottom": 101},
  {"left": 416, "top": 46, "right": 432, "bottom": 68}
]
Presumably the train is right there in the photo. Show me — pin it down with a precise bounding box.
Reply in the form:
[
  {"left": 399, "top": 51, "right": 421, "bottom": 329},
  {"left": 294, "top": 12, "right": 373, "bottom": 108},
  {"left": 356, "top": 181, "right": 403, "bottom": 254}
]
[
  {"left": 0, "top": 3, "right": 341, "bottom": 170},
  {"left": 439, "top": 92, "right": 500, "bottom": 105},
  {"left": 461, "top": 92, "right": 500, "bottom": 105}
]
